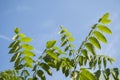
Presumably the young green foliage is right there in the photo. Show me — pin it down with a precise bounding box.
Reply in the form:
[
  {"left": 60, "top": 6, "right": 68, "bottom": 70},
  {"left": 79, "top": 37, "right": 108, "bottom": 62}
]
[{"left": 3, "top": 13, "right": 119, "bottom": 80}]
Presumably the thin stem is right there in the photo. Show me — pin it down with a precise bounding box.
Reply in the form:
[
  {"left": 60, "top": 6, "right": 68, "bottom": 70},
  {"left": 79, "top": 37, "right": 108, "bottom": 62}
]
[
  {"left": 73, "top": 24, "right": 98, "bottom": 71},
  {"left": 32, "top": 49, "right": 46, "bottom": 78}
]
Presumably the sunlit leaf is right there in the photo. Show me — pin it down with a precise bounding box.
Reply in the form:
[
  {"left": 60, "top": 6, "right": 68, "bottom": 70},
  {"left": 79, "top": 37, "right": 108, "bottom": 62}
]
[
  {"left": 46, "top": 50, "right": 59, "bottom": 60},
  {"left": 81, "top": 49, "right": 89, "bottom": 59},
  {"left": 80, "top": 69, "right": 96, "bottom": 80},
  {"left": 88, "top": 37, "right": 101, "bottom": 49},
  {"left": 14, "top": 27, "right": 20, "bottom": 34},
  {"left": 53, "top": 46, "right": 65, "bottom": 54},
  {"left": 23, "top": 56, "right": 34, "bottom": 63},
  {"left": 46, "top": 40, "right": 56, "bottom": 48},
  {"left": 18, "top": 33, "right": 26, "bottom": 38},
  {"left": 97, "top": 24, "right": 112, "bottom": 34},
  {"left": 23, "top": 50, "right": 35, "bottom": 57},
  {"left": 99, "top": 13, "right": 112, "bottom": 24},
  {"left": 85, "top": 43, "right": 96, "bottom": 55},
  {"left": 66, "top": 31, "right": 71, "bottom": 36},
  {"left": 93, "top": 31, "right": 107, "bottom": 43},
  {"left": 68, "top": 37, "right": 75, "bottom": 42},
  {"left": 22, "top": 44, "right": 34, "bottom": 50},
  {"left": 20, "top": 37, "right": 32, "bottom": 42}
]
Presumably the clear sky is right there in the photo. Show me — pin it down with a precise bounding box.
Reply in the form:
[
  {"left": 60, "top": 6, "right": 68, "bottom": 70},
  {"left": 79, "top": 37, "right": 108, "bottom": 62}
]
[{"left": 0, "top": 0, "right": 120, "bottom": 80}]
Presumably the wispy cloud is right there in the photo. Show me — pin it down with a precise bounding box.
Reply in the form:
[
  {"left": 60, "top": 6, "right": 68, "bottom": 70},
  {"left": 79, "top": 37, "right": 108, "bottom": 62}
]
[{"left": 0, "top": 35, "right": 11, "bottom": 41}]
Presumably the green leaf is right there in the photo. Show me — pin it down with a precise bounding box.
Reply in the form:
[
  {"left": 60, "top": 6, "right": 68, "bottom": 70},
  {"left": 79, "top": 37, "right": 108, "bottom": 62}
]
[
  {"left": 71, "top": 71, "right": 80, "bottom": 80},
  {"left": 97, "top": 24, "right": 112, "bottom": 34},
  {"left": 88, "top": 37, "right": 101, "bottom": 49},
  {"left": 40, "top": 63, "right": 52, "bottom": 76},
  {"left": 61, "top": 35, "right": 66, "bottom": 41},
  {"left": 23, "top": 50, "right": 35, "bottom": 57},
  {"left": 85, "top": 43, "right": 96, "bottom": 55},
  {"left": 93, "top": 31, "right": 107, "bottom": 43},
  {"left": 79, "top": 56, "right": 83, "bottom": 66},
  {"left": 20, "top": 37, "right": 32, "bottom": 42},
  {"left": 9, "top": 41, "right": 19, "bottom": 48},
  {"left": 22, "top": 44, "right": 34, "bottom": 50},
  {"left": 89, "top": 59, "right": 93, "bottom": 68},
  {"left": 68, "top": 37, "right": 75, "bottom": 42},
  {"left": 15, "top": 64, "right": 24, "bottom": 70},
  {"left": 21, "top": 70, "right": 30, "bottom": 76},
  {"left": 56, "top": 60, "right": 62, "bottom": 71},
  {"left": 103, "top": 57, "right": 107, "bottom": 68},
  {"left": 47, "top": 61, "right": 56, "bottom": 68},
  {"left": 100, "top": 13, "right": 112, "bottom": 24},
  {"left": 93, "top": 57, "right": 97, "bottom": 69},
  {"left": 62, "top": 66, "right": 66, "bottom": 74},
  {"left": 46, "top": 50, "right": 59, "bottom": 60},
  {"left": 107, "top": 57, "right": 115, "bottom": 64},
  {"left": 43, "top": 55, "right": 53, "bottom": 63},
  {"left": 18, "top": 33, "right": 26, "bottom": 38},
  {"left": 113, "top": 68, "right": 119, "bottom": 77},
  {"left": 81, "top": 49, "right": 89, "bottom": 59},
  {"left": 105, "top": 68, "right": 111, "bottom": 77},
  {"left": 61, "top": 40, "right": 67, "bottom": 47},
  {"left": 9, "top": 46, "right": 20, "bottom": 53},
  {"left": 59, "top": 30, "right": 64, "bottom": 34},
  {"left": 10, "top": 52, "right": 21, "bottom": 62},
  {"left": 80, "top": 69, "right": 96, "bottom": 80},
  {"left": 94, "top": 70, "right": 101, "bottom": 80},
  {"left": 14, "top": 27, "right": 20, "bottom": 34},
  {"left": 65, "top": 69, "right": 69, "bottom": 77},
  {"left": 24, "top": 63, "right": 33, "bottom": 68},
  {"left": 53, "top": 46, "right": 65, "bottom": 54},
  {"left": 66, "top": 31, "right": 71, "bottom": 36},
  {"left": 98, "top": 56, "right": 102, "bottom": 69},
  {"left": 37, "top": 70, "right": 46, "bottom": 80},
  {"left": 46, "top": 40, "right": 56, "bottom": 48},
  {"left": 23, "top": 56, "right": 34, "bottom": 63},
  {"left": 64, "top": 45, "right": 70, "bottom": 51},
  {"left": 14, "top": 57, "right": 22, "bottom": 67},
  {"left": 69, "top": 44, "right": 75, "bottom": 48}
]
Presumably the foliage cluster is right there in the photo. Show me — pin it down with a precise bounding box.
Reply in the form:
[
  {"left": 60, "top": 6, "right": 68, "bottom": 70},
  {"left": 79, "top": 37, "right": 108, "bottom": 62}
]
[{"left": 0, "top": 13, "right": 120, "bottom": 80}]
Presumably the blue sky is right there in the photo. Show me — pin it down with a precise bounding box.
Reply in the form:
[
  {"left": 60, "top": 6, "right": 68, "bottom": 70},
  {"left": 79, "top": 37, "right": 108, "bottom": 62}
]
[{"left": 0, "top": 0, "right": 120, "bottom": 80}]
